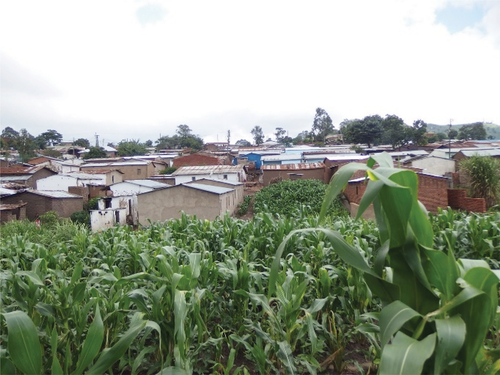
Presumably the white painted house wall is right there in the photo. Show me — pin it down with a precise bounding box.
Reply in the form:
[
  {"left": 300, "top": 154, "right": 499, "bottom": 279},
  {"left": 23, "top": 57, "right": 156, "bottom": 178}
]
[
  {"left": 174, "top": 173, "right": 241, "bottom": 184},
  {"left": 36, "top": 174, "right": 106, "bottom": 191}
]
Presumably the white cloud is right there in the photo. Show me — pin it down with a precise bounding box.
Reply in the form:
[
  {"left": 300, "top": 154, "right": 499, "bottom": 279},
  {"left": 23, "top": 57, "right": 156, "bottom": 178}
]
[{"left": 0, "top": 0, "right": 499, "bottom": 144}]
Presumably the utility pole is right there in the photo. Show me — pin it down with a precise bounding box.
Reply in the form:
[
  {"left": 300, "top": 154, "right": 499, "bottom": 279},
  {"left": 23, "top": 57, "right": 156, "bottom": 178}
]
[
  {"left": 448, "top": 119, "right": 453, "bottom": 159},
  {"left": 95, "top": 133, "right": 99, "bottom": 147}
]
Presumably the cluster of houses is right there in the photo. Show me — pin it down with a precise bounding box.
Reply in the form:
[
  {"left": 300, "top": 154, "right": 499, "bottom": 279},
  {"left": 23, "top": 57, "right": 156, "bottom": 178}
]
[{"left": 1, "top": 139, "right": 499, "bottom": 231}]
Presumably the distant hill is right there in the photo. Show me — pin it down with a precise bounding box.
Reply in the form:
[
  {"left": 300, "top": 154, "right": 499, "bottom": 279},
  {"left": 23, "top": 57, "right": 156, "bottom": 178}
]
[{"left": 426, "top": 122, "right": 500, "bottom": 140}]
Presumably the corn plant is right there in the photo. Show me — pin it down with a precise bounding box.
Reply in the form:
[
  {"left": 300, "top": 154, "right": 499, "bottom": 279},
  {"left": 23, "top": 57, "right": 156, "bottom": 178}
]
[{"left": 272, "top": 152, "right": 500, "bottom": 374}]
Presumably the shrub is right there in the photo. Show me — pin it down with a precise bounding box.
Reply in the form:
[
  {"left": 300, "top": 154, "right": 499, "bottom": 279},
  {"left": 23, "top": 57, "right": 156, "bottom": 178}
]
[
  {"left": 38, "top": 211, "right": 60, "bottom": 226},
  {"left": 254, "top": 179, "right": 346, "bottom": 217},
  {"left": 160, "top": 166, "right": 177, "bottom": 174},
  {"left": 70, "top": 210, "right": 90, "bottom": 226},
  {"left": 85, "top": 197, "right": 100, "bottom": 211},
  {"left": 459, "top": 155, "right": 500, "bottom": 208},
  {"left": 236, "top": 195, "right": 252, "bottom": 216}
]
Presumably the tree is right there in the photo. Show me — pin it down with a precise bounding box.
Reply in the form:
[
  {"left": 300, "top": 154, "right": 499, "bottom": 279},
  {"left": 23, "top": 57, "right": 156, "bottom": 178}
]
[
  {"left": 155, "top": 125, "right": 203, "bottom": 151},
  {"left": 1, "top": 127, "right": 19, "bottom": 149},
  {"left": 73, "top": 138, "right": 91, "bottom": 148},
  {"left": 39, "top": 129, "right": 63, "bottom": 147},
  {"left": 251, "top": 126, "right": 264, "bottom": 145},
  {"left": 235, "top": 139, "right": 251, "bottom": 147},
  {"left": 16, "top": 128, "right": 36, "bottom": 162},
  {"left": 83, "top": 146, "right": 107, "bottom": 159},
  {"left": 311, "top": 108, "right": 334, "bottom": 143},
  {"left": 460, "top": 155, "right": 500, "bottom": 208},
  {"left": 411, "top": 119, "right": 428, "bottom": 146},
  {"left": 275, "top": 127, "right": 287, "bottom": 143},
  {"left": 145, "top": 140, "right": 153, "bottom": 147},
  {"left": 340, "top": 115, "right": 383, "bottom": 148},
  {"left": 381, "top": 115, "right": 408, "bottom": 149},
  {"left": 458, "top": 122, "right": 487, "bottom": 140},
  {"left": 436, "top": 132, "right": 447, "bottom": 141},
  {"left": 292, "top": 131, "right": 313, "bottom": 145},
  {"left": 117, "top": 139, "right": 148, "bottom": 156}
]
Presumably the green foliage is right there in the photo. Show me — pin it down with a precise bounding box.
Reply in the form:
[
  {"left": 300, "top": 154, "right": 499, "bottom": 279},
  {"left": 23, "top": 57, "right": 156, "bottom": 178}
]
[
  {"left": 251, "top": 126, "right": 264, "bottom": 145},
  {"left": 1, "top": 167, "right": 498, "bottom": 374},
  {"left": 255, "top": 179, "right": 346, "bottom": 217},
  {"left": 460, "top": 155, "right": 500, "bottom": 208},
  {"left": 160, "top": 166, "right": 178, "bottom": 174},
  {"left": 72, "top": 138, "right": 90, "bottom": 148},
  {"left": 340, "top": 115, "right": 384, "bottom": 148},
  {"left": 311, "top": 108, "right": 334, "bottom": 143},
  {"left": 117, "top": 139, "right": 148, "bottom": 156},
  {"left": 83, "top": 146, "right": 107, "bottom": 159},
  {"left": 85, "top": 197, "right": 100, "bottom": 211},
  {"left": 38, "top": 211, "right": 61, "bottom": 226},
  {"left": 156, "top": 125, "right": 204, "bottom": 151},
  {"left": 458, "top": 122, "right": 487, "bottom": 140},
  {"left": 273, "top": 152, "right": 500, "bottom": 374},
  {"left": 70, "top": 210, "right": 90, "bottom": 226},
  {"left": 236, "top": 195, "right": 252, "bottom": 216}
]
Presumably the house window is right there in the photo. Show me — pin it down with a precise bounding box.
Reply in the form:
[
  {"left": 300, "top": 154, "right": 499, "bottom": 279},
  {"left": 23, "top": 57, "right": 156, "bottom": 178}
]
[
  {"left": 223, "top": 174, "right": 228, "bottom": 180},
  {"left": 115, "top": 210, "right": 120, "bottom": 223},
  {"left": 112, "top": 175, "right": 115, "bottom": 183},
  {"left": 192, "top": 177, "right": 196, "bottom": 181},
  {"left": 137, "top": 169, "right": 141, "bottom": 175}
]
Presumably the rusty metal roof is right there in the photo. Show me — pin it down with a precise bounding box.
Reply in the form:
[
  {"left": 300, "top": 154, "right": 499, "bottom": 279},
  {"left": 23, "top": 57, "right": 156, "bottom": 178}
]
[{"left": 261, "top": 163, "right": 325, "bottom": 170}]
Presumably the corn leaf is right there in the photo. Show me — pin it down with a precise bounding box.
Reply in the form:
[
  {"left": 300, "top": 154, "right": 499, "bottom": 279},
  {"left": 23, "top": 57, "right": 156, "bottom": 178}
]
[
  {"left": 3, "top": 310, "right": 43, "bottom": 375},
  {"left": 434, "top": 316, "right": 466, "bottom": 375},
  {"left": 277, "top": 340, "right": 296, "bottom": 375},
  {"left": 319, "top": 162, "right": 369, "bottom": 223},
  {"left": 379, "top": 332, "right": 436, "bottom": 375},
  {"left": 379, "top": 301, "right": 421, "bottom": 349},
  {"left": 72, "top": 304, "right": 104, "bottom": 375},
  {"left": 51, "top": 327, "right": 64, "bottom": 375},
  {"left": 86, "top": 313, "right": 148, "bottom": 375}
]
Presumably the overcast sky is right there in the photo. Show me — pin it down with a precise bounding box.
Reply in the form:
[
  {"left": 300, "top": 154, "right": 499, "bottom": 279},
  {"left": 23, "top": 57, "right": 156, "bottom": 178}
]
[{"left": 1, "top": 0, "right": 499, "bottom": 146}]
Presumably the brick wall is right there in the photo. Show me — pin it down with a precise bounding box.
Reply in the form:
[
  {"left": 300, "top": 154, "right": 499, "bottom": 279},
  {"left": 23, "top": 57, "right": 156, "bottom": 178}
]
[
  {"left": 447, "top": 189, "right": 486, "bottom": 213},
  {"left": 416, "top": 174, "right": 450, "bottom": 213},
  {"left": 173, "top": 153, "right": 222, "bottom": 168}
]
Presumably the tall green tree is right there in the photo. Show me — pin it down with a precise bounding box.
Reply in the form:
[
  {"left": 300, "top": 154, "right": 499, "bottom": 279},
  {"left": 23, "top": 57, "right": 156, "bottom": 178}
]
[
  {"left": 340, "top": 115, "right": 383, "bottom": 147},
  {"left": 251, "top": 126, "right": 264, "bottom": 145},
  {"left": 39, "top": 129, "right": 63, "bottom": 146},
  {"left": 235, "top": 139, "right": 251, "bottom": 147},
  {"left": 117, "top": 139, "right": 148, "bottom": 156},
  {"left": 382, "top": 115, "right": 408, "bottom": 149},
  {"left": 83, "top": 147, "right": 107, "bottom": 159},
  {"left": 274, "top": 127, "right": 287, "bottom": 143},
  {"left": 1, "top": 127, "right": 19, "bottom": 149},
  {"left": 73, "top": 138, "right": 91, "bottom": 148},
  {"left": 17, "top": 129, "right": 37, "bottom": 162},
  {"left": 411, "top": 119, "right": 428, "bottom": 146},
  {"left": 311, "top": 108, "right": 334, "bottom": 143},
  {"left": 458, "top": 122, "right": 487, "bottom": 140},
  {"left": 460, "top": 155, "right": 500, "bottom": 208}
]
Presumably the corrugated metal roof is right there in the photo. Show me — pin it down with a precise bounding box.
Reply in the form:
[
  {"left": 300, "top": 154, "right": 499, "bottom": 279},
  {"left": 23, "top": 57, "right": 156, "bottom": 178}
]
[
  {"left": 0, "top": 175, "right": 31, "bottom": 182},
  {"left": 190, "top": 178, "right": 243, "bottom": 186},
  {"left": 324, "top": 155, "right": 370, "bottom": 161},
  {"left": 28, "top": 190, "right": 83, "bottom": 198},
  {"left": 62, "top": 173, "right": 102, "bottom": 180},
  {"left": 459, "top": 149, "right": 500, "bottom": 157},
  {"left": 0, "top": 187, "right": 17, "bottom": 196},
  {"left": 261, "top": 154, "right": 302, "bottom": 162},
  {"left": 122, "top": 180, "right": 168, "bottom": 189},
  {"left": 182, "top": 183, "right": 234, "bottom": 195},
  {"left": 172, "top": 165, "right": 244, "bottom": 176},
  {"left": 110, "top": 161, "right": 149, "bottom": 166},
  {"left": 261, "top": 163, "right": 325, "bottom": 170}
]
